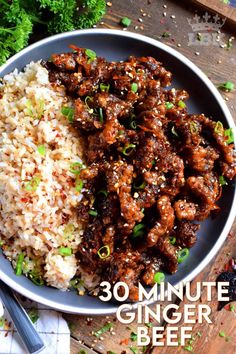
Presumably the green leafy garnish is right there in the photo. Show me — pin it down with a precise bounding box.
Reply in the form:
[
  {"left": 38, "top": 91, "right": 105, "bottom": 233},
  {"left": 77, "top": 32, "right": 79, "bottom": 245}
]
[
  {"left": 177, "top": 248, "right": 189, "bottom": 263},
  {"left": 97, "top": 245, "right": 110, "bottom": 259},
  {"left": 146, "top": 322, "right": 153, "bottom": 328},
  {"left": 24, "top": 176, "right": 41, "bottom": 192},
  {"left": 214, "top": 121, "right": 224, "bottom": 134},
  {"left": 153, "top": 272, "right": 165, "bottom": 284},
  {"left": 28, "top": 269, "right": 44, "bottom": 286},
  {"left": 122, "top": 144, "right": 136, "bottom": 156},
  {"left": 94, "top": 322, "right": 113, "bottom": 337},
  {"left": 120, "top": 17, "right": 132, "bottom": 27},
  {"left": 28, "top": 308, "right": 39, "bottom": 323},
  {"left": 219, "top": 331, "right": 225, "bottom": 337},
  {"left": 15, "top": 253, "right": 24, "bottom": 276},
  {"left": 178, "top": 100, "right": 186, "bottom": 108},
  {"left": 169, "top": 236, "right": 176, "bottom": 245},
  {"left": 166, "top": 102, "right": 174, "bottom": 110},
  {"left": 100, "top": 83, "right": 110, "bottom": 92},
  {"left": 85, "top": 48, "right": 96, "bottom": 63},
  {"left": 37, "top": 145, "right": 46, "bottom": 156},
  {"left": 88, "top": 209, "right": 98, "bottom": 217},
  {"left": 224, "top": 128, "right": 234, "bottom": 144},
  {"left": 129, "top": 347, "right": 138, "bottom": 354},
  {"left": 162, "top": 31, "right": 171, "bottom": 38},
  {"left": 59, "top": 247, "right": 72, "bottom": 256},
  {"left": 219, "top": 175, "right": 228, "bottom": 186},
  {"left": 190, "top": 121, "right": 198, "bottom": 134},
  {"left": 133, "top": 223, "right": 145, "bottom": 238},
  {"left": 78, "top": 350, "right": 87, "bottom": 354},
  {"left": 230, "top": 304, "right": 235, "bottom": 312},
  {"left": 130, "top": 332, "right": 138, "bottom": 341},
  {"left": 75, "top": 179, "right": 83, "bottom": 192},
  {"left": 184, "top": 345, "right": 193, "bottom": 352},
  {"left": 99, "top": 107, "right": 104, "bottom": 123},
  {"left": 218, "top": 81, "right": 234, "bottom": 91},
  {"left": 61, "top": 106, "right": 74, "bottom": 123},
  {"left": 69, "top": 162, "right": 84, "bottom": 175},
  {"left": 131, "top": 83, "right": 138, "bottom": 93}
]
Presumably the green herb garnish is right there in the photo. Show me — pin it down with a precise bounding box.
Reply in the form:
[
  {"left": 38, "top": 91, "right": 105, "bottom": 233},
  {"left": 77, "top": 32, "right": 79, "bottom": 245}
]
[
  {"left": 130, "top": 332, "right": 137, "bottom": 341},
  {"left": 153, "top": 272, "right": 165, "bottom": 284},
  {"left": 120, "top": 17, "right": 132, "bottom": 27},
  {"left": 122, "top": 144, "right": 136, "bottom": 156},
  {"left": 99, "top": 107, "right": 104, "bottom": 123},
  {"left": 100, "top": 83, "right": 110, "bottom": 92},
  {"left": 69, "top": 162, "right": 84, "bottom": 175},
  {"left": 85, "top": 48, "right": 97, "bottom": 63},
  {"left": 224, "top": 128, "right": 234, "bottom": 144},
  {"left": 177, "top": 248, "right": 189, "bottom": 263},
  {"left": 178, "top": 100, "right": 186, "bottom": 109},
  {"left": 219, "top": 331, "right": 225, "bottom": 337},
  {"left": 28, "top": 308, "right": 39, "bottom": 323},
  {"left": 133, "top": 181, "right": 146, "bottom": 190},
  {"left": 15, "top": 253, "right": 24, "bottom": 276},
  {"left": 133, "top": 223, "right": 145, "bottom": 238},
  {"left": 59, "top": 247, "right": 72, "bottom": 256},
  {"left": 28, "top": 270, "right": 44, "bottom": 286},
  {"left": 214, "top": 121, "right": 224, "bottom": 134},
  {"left": 169, "top": 236, "right": 176, "bottom": 245},
  {"left": 94, "top": 322, "right": 113, "bottom": 337},
  {"left": 219, "top": 175, "right": 228, "bottom": 186},
  {"left": 131, "top": 83, "right": 138, "bottom": 93},
  {"left": 129, "top": 347, "right": 138, "bottom": 354},
  {"left": 61, "top": 106, "right": 74, "bottom": 123},
  {"left": 166, "top": 102, "right": 174, "bottom": 110},
  {"left": 37, "top": 145, "right": 46, "bottom": 156},
  {"left": 218, "top": 81, "right": 234, "bottom": 92},
  {"left": 97, "top": 245, "right": 110, "bottom": 259},
  {"left": 24, "top": 176, "right": 41, "bottom": 192},
  {"left": 75, "top": 179, "right": 83, "bottom": 192},
  {"left": 88, "top": 209, "right": 98, "bottom": 217}
]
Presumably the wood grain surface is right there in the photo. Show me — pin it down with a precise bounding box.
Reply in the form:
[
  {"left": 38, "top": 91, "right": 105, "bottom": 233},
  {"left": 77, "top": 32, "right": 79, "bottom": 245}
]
[
  {"left": 193, "top": 0, "right": 236, "bottom": 24},
  {"left": 62, "top": 1, "right": 236, "bottom": 353}
]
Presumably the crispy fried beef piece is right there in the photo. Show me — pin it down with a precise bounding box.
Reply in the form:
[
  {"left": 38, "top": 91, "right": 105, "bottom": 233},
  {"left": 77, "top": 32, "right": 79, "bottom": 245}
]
[{"left": 45, "top": 46, "right": 236, "bottom": 299}]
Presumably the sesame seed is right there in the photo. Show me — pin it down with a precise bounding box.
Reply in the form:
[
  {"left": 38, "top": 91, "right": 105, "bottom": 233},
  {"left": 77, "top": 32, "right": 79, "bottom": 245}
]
[
  {"left": 170, "top": 15, "right": 176, "bottom": 19},
  {"left": 138, "top": 18, "right": 143, "bottom": 23},
  {"left": 106, "top": 1, "right": 112, "bottom": 6},
  {"left": 195, "top": 51, "right": 200, "bottom": 56}
]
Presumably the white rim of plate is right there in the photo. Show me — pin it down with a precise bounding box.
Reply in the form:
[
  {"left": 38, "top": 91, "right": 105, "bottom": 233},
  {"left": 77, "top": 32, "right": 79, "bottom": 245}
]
[{"left": 0, "top": 29, "right": 235, "bottom": 315}]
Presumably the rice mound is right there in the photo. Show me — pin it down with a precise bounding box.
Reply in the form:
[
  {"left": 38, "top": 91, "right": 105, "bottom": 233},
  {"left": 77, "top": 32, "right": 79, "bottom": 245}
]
[{"left": 0, "top": 62, "right": 85, "bottom": 290}]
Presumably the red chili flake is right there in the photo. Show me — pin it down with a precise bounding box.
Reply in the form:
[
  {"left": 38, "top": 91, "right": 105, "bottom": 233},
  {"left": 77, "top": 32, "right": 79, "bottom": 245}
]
[
  {"left": 21, "top": 197, "right": 30, "bottom": 203},
  {"left": 120, "top": 338, "right": 129, "bottom": 345},
  {"left": 160, "top": 19, "right": 165, "bottom": 25},
  {"left": 56, "top": 133, "right": 61, "bottom": 138}
]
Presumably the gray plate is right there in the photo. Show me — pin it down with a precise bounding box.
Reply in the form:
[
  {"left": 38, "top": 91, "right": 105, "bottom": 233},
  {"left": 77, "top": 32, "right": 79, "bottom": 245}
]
[{"left": 0, "top": 29, "right": 235, "bottom": 314}]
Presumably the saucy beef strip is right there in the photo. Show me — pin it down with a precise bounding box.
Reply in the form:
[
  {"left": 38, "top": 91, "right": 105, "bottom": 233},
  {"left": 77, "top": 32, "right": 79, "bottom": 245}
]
[{"left": 45, "top": 47, "right": 236, "bottom": 300}]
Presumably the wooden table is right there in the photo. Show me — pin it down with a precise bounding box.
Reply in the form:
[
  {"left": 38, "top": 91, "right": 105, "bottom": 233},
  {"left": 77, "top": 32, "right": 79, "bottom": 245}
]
[{"left": 62, "top": 1, "right": 236, "bottom": 353}]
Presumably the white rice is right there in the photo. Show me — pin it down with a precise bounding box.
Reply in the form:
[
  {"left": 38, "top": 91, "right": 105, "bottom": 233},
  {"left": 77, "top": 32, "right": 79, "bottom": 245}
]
[{"left": 0, "top": 62, "right": 86, "bottom": 290}]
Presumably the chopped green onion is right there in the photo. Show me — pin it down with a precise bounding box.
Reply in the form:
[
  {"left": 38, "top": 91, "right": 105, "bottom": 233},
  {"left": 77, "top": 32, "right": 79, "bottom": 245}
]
[
  {"left": 26, "top": 99, "right": 34, "bottom": 117},
  {"left": 129, "top": 347, "right": 138, "bottom": 354},
  {"left": 15, "top": 253, "right": 24, "bottom": 276},
  {"left": 28, "top": 308, "right": 39, "bottom": 324},
  {"left": 100, "top": 83, "right": 110, "bottom": 92},
  {"left": 177, "top": 248, "right": 189, "bottom": 263},
  {"left": 169, "top": 236, "right": 176, "bottom": 245},
  {"left": 190, "top": 121, "right": 198, "bottom": 134},
  {"left": 37, "top": 145, "right": 46, "bottom": 156},
  {"left": 61, "top": 106, "right": 74, "bottom": 123},
  {"left": 134, "top": 181, "right": 146, "bottom": 190},
  {"left": 38, "top": 99, "right": 45, "bottom": 119},
  {"left": 85, "top": 96, "right": 93, "bottom": 110},
  {"left": 24, "top": 176, "right": 41, "bottom": 192},
  {"left": 122, "top": 144, "right": 136, "bottom": 156},
  {"left": 133, "top": 223, "right": 145, "bottom": 238},
  {"left": 107, "top": 352, "right": 116, "bottom": 354},
  {"left": 146, "top": 322, "right": 153, "bottom": 328},
  {"left": 88, "top": 209, "right": 98, "bottom": 217},
  {"left": 153, "top": 272, "right": 165, "bottom": 284},
  {"left": 85, "top": 48, "right": 96, "bottom": 63},
  {"left": 78, "top": 350, "right": 87, "bottom": 354},
  {"left": 178, "top": 100, "right": 186, "bottom": 109},
  {"left": 219, "top": 331, "right": 225, "bottom": 337},
  {"left": 219, "top": 175, "right": 228, "bottom": 186},
  {"left": 130, "top": 332, "right": 138, "bottom": 341},
  {"left": 99, "top": 107, "right": 104, "bottom": 123},
  {"left": 75, "top": 179, "right": 83, "bottom": 192},
  {"left": 162, "top": 31, "right": 171, "bottom": 38},
  {"left": 120, "top": 17, "right": 132, "bottom": 27},
  {"left": 97, "top": 189, "right": 108, "bottom": 197},
  {"left": 0, "top": 317, "right": 4, "bottom": 327},
  {"left": 151, "top": 160, "right": 156, "bottom": 166},
  {"left": 224, "top": 128, "right": 234, "bottom": 144},
  {"left": 183, "top": 345, "right": 193, "bottom": 352},
  {"left": 28, "top": 270, "right": 44, "bottom": 286},
  {"left": 130, "top": 120, "right": 137, "bottom": 129},
  {"left": 59, "top": 247, "right": 72, "bottom": 256},
  {"left": 94, "top": 322, "right": 113, "bottom": 337},
  {"left": 230, "top": 304, "right": 235, "bottom": 312},
  {"left": 0, "top": 240, "right": 4, "bottom": 246},
  {"left": 131, "top": 83, "right": 138, "bottom": 93},
  {"left": 171, "top": 126, "right": 179, "bottom": 137},
  {"left": 118, "top": 130, "right": 125, "bottom": 135},
  {"left": 166, "top": 102, "right": 174, "bottom": 109},
  {"left": 218, "top": 81, "right": 234, "bottom": 92},
  {"left": 70, "top": 277, "right": 84, "bottom": 289},
  {"left": 197, "top": 331, "right": 202, "bottom": 337},
  {"left": 214, "top": 121, "right": 224, "bottom": 134},
  {"left": 69, "top": 162, "right": 84, "bottom": 175},
  {"left": 97, "top": 245, "right": 110, "bottom": 259}
]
